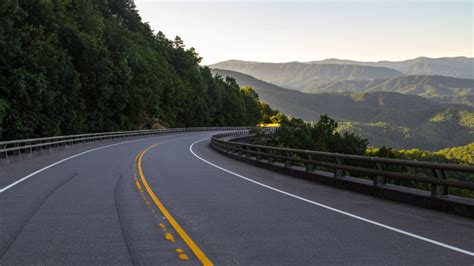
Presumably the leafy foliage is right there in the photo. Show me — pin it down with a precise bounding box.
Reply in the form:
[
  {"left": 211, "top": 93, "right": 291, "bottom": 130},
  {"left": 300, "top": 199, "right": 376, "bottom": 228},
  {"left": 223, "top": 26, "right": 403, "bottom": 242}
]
[
  {"left": 436, "top": 143, "right": 474, "bottom": 165},
  {"left": 366, "top": 145, "right": 474, "bottom": 197},
  {"left": 0, "top": 0, "right": 262, "bottom": 140},
  {"left": 258, "top": 114, "right": 369, "bottom": 155}
]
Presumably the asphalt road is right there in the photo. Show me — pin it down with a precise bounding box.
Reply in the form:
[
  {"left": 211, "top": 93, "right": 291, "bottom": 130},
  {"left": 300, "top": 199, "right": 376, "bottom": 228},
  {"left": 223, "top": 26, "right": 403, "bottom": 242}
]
[{"left": 0, "top": 131, "right": 473, "bottom": 265}]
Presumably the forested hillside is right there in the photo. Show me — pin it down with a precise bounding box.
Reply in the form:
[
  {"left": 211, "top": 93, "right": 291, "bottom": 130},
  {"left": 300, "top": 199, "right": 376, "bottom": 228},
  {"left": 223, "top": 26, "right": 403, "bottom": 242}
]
[
  {"left": 0, "top": 0, "right": 261, "bottom": 140},
  {"left": 212, "top": 69, "right": 474, "bottom": 150},
  {"left": 306, "top": 75, "right": 474, "bottom": 106},
  {"left": 437, "top": 143, "right": 474, "bottom": 164}
]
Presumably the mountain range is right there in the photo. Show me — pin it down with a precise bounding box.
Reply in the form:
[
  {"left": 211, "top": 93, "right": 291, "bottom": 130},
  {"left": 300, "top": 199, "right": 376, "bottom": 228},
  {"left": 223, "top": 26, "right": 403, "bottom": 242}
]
[
  {"left": 210, "top": 60, "right": 404, "bottom": 90},
  {"left": 308, "top": 75, "right": 474, "bottom": 106},
  {"left": 308, "top": 57, "right": 474, "bottom": 79},
  {"left": 211, "top": 68, "right": 474, "bottom": 151}
]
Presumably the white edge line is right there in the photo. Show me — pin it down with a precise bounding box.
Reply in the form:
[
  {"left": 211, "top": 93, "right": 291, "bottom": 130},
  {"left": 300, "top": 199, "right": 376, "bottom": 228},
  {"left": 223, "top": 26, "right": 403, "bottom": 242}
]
[
  {"left": 189, "top": 137, "right": 474, "bottom": 257},
  {"left": 0, "top": 136, "right": 170, "bottom": 193}
]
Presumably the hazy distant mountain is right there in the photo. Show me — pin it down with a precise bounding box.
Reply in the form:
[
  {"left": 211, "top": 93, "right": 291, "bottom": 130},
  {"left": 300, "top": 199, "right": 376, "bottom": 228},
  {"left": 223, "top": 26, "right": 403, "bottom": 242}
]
[
  {"left": 209, "top": 60, "right": 404, "bottom": 91},
  {"left": 308, "top": 57, "right": 474, "bottom": 79},
  {"left": 308, "top": 75, "right": 474, "bottom": 106},
  {"left": 212, "top": 68, "right": 474, "bottom": 150}
]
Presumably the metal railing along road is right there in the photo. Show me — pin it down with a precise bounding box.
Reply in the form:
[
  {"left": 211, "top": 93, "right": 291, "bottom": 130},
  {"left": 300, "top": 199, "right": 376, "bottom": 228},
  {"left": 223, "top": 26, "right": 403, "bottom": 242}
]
[
  {"left": 211, "top": 132, "right": 474, "bottom": 199},
  {"left": 0, "top": 127, "right": 249, "bottom": 159}
]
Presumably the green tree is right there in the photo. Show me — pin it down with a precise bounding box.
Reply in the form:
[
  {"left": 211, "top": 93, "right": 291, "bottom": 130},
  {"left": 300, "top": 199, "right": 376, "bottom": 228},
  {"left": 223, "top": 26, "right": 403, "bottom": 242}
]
[
  {"left": 0, "top": 0, "right": 265, "bottom": 140},
  {"left": 265, "top": 114, "right": 369, "bottom": 155}
]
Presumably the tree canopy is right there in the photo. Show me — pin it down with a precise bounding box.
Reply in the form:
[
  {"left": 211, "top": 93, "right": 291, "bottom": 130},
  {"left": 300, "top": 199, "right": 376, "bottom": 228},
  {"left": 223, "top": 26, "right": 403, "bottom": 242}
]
[
  {"left": 255, "top": 114, "right": 369, "bottom": 155},
  {"left": 0, "top": 0, "right": 262, "bottom": 140}
]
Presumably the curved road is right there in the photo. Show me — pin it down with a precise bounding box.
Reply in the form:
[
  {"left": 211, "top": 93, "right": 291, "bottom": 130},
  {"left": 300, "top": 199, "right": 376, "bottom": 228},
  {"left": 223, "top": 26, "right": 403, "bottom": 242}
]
[{"left": 0, "top": 131, "right": 473, "bottom": 265}]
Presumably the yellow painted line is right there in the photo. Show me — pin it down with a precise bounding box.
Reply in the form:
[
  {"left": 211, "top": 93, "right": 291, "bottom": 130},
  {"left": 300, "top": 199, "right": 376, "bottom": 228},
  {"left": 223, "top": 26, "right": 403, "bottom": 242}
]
[
  {"left": 137, "top": 144, "right": 214, "bottom": 266},
  {"left": 134, "top": 180, "right": 143, "bottom": 192},
  {"left": 159, "top": 223, "right": 167, "bottom": 231},
  {"left": 179, "top": 253, "right": 190, "bottom": 260},
  {"left": 176, "top": 248, "right": 190, "bottom": 260},
  {"left": 165, "top": 232, "right": 176, "bottom": 242}
]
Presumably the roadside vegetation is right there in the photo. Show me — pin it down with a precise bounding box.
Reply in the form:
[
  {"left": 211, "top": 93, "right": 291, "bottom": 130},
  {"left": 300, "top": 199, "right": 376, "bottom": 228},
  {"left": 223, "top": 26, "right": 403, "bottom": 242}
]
[
  {"left": 254, "top": 114, "right": 369, "bottom": 155},
  {"left": 250, "top": 110, "right": 473, "bottom": 197}
]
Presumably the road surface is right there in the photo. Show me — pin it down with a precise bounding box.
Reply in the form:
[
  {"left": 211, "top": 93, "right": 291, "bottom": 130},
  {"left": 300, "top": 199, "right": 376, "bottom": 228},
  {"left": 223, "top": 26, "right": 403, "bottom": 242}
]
[{"left": 1, "top": 131, "right": 473, "bottom": 265}]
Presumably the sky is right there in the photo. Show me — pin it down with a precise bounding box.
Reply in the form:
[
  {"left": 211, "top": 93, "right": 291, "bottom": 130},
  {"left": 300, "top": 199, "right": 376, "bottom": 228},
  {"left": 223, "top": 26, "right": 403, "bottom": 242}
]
[{"left": 135, "top": 1, "right": 473, "bottom": 65}]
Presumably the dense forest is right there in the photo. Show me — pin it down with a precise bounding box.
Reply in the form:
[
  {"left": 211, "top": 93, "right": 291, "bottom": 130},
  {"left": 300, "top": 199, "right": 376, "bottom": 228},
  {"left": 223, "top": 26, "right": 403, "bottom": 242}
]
[
  {"left": 253, "top": 115, "right": 369, "bottom": 155},
  {"left": 0, "top": 0, "right": 262, "bottom": 140}
]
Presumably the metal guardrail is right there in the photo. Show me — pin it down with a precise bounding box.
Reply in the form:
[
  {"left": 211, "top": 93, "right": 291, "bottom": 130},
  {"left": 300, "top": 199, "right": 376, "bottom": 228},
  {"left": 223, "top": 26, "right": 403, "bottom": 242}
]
[
  {"left": 0, "top": 127, "right": 249, "bottom": 159},
  {"left": 211, "top": 132, "right": 474, "bottom": 199}
]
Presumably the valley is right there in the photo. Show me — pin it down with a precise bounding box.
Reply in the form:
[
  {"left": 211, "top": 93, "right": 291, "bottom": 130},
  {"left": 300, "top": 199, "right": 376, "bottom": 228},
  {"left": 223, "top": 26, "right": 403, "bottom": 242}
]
[{"left": 211, "top": 67, "right": 474, "bottom": 151}]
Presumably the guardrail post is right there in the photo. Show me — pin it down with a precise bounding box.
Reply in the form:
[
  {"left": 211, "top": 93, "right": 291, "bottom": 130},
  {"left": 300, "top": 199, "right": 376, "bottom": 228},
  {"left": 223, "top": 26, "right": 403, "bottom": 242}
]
[
  {"left": 219, "top": 140, "right": 225, "bottom": 151},
  {"left": 231, "top": 143, "right": 238, "bottom": 155},
  {"left": 431, "top": 169, "right": 448, "bottom": 198},
  {"left": 334, "top": 158, "right": 345, "bottom": 178},
  {"left": 237, "top": 145, "right": 244, "bottom": 156},
  {"left": 285, "top": 152, "right": 292, "bottom": 168},
  {"left": 256, "top": 148, "right": 262, "bottom": 161},
  {"left": 1, "top": 143, "right": 7, "bottom": 159},
  {"left": 306, "top": 154, "right": 314, "bottom": 172},
  {"left": 267, "top": 150, "right": 274, "bottom": 164},
  {"left": 374, "top": 162, "right": 386, "bottom": 187},
  {"left": 245, "top": 146, "right": 252, "bottom": 158},
  {"left": 26, "top": 142, "right": 32, "bottom": 154},
  {"left": 13, "top": 143, "right": 20, "bottom": 156}
]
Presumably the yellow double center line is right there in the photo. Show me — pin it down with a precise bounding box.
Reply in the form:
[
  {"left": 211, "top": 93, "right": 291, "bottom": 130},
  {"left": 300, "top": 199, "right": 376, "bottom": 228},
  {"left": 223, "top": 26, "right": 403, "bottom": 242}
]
[{"left": 137, "top": 143, "right": 213, "bottom": 266}]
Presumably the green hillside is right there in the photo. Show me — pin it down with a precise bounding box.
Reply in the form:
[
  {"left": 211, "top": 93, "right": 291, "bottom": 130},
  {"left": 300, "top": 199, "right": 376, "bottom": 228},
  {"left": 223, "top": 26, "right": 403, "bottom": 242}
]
[
  {"left": 212, "top": 69, "right": 474, "bottom": 150},
  {"left": 337, "top": 109, "right": 474, "bottom": 150},
  {"left": 210, "top": 60, "right": 405, "bottom": 91},
  {"left": 307, "top": 75, "right": 474, "bottom": 106},
  {"left": 0, "top": 1, "right": 261, "bottom": 140},
  {"left": 436, "top": 143, "right": 474, "bottom": 164}
]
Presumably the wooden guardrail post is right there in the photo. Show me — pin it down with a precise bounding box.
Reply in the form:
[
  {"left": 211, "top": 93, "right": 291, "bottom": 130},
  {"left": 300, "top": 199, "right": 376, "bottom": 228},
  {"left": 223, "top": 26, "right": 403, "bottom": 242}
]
[
  {"left": 285, "top": 152, "right": 292, "bottom": 168},
  {"left": 306, "top": 154, "right": 314, "bottom": 172},
  {"left": 431, "top": 168, "right": 448, "bottom": 198},
  {"left": 238, "top": 144, "right": 244, "bottom": 156},
  {"left": 245, "top": 146, "right": 252, "bottom": 158},
  {"left": 334, "top": 158, "right": 345, "bottom": 178},
  {"left": 13, "top": 143, "right": 20, "bottom": 156},
  {"left": 267, "top": 150, "right": 274, "bottom": 164},
  {"left": 230, "top": 143, "right": 237, "bottom": 155},
  {"left": 1, "top": 144, "right": 7, "bottom": 159},
  {"left": 256, "top": 148, "right": 262, "bottom": 161},
  {"left": 374, "top": 162, "right": 386, "bottom": 187},
  {"left": 223, "top": 141, "right": 230, "bottom": 153}
]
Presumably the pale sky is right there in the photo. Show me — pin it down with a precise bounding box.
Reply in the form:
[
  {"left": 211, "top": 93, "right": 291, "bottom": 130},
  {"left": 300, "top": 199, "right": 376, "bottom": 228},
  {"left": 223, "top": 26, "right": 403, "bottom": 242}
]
[{"left": 135, "top": 0, "right": 473, "bottom": 65}]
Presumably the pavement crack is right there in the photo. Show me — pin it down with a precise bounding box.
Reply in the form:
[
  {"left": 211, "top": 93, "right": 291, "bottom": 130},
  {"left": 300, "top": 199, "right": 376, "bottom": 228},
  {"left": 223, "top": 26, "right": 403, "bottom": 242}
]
[
  {"left": 114, "top": 173, "right": 139, "bottom": 265},
  {"left": 0, "top": 172, "right": 79, "bottom": 259}
]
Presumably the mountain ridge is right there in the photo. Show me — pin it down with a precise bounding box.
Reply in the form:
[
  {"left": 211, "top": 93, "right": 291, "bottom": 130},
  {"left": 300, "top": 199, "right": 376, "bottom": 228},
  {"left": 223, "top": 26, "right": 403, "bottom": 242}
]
[
  {"left": 211, "top": 57, "right": 474, "bottom": 82},
  {"left": 308, "top": 75, "right": 474, "bottom": 106},
  {"left": 212, "top": 68, "right": 474, "bottom": 151},
  {"left": 209, "top": 60, "right": 405, "bottom": 91},
  {"left": 308, "top": 56, "right": 474, "bottom": 79}
]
